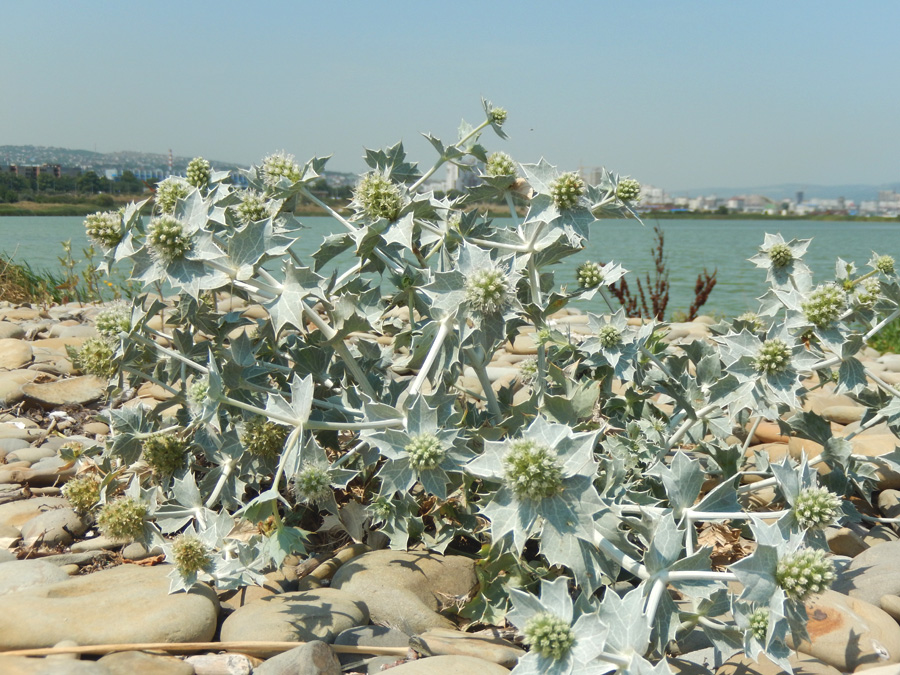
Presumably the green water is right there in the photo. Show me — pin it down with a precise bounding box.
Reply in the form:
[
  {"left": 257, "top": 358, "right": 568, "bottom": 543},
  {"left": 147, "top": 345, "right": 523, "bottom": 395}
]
[{"left": 2, "top": 215, "right": 897, "bottom": 317}]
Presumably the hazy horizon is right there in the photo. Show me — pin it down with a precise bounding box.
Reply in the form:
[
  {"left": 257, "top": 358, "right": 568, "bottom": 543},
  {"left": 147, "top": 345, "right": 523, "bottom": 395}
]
[{"left": 4, "top": 2, "right": 899, "bottom": 192}]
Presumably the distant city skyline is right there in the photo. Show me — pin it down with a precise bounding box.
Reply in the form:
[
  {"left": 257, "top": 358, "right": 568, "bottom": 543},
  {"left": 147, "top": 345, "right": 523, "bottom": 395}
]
[{"left": 4, "top": 2, "right": 899, "bottom": 192}]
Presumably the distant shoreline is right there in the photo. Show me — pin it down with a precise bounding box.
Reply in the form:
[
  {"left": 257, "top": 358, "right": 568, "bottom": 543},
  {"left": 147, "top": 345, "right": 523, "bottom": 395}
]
[{"left": 0, "top": 199, "right": 896, "bottom": 223}]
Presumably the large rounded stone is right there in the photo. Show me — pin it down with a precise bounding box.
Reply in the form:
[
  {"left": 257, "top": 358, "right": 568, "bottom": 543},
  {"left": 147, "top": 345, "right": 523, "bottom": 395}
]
[
  {"left": 22, "top": 375, "right": 107, "bottom": 407},
  {"left": 97, "top": 651, "right": 194, "bottom": 675},
  {"left": 0, "top": 322, "right": 25, "bottom": 339},
  {"left": 0, "top": 370, "right": 41, "bottom": 405},
  {"left": 833, "top": 540, "right": 900, "bottom": 606},
  {"left": 254, "top": 641, "right": 342, "bottom": 675},
  {"left": 330, "top": 550, "right": 477, "bottom": 635},
  {"left": 0, "top": 339, "right": 33, "bottom": 370},
  {"left": 0, "top": 656, "right": 113, "bottom": 674},
  {"left": 411, "top": 628, "right": 524, "bottom": 668},
  {"left": 0, "top": 563, "right": 219, "bottom": 649},
  {"left": 384, "top": 655, "right": 509, "bottom": 674},
  {"left": 0, "top": 497, "right": 70, "bottom": 530},
  {"left": 0, "top": 560, "right": 70, "bottom": 596},
  {"left": 220, "top": 588, "right": 367, "bottom": 644},
  {"left": 19, "top": 507, "right": 89, "bottom": 548},
  {"left": 786, "top": 590, "right": 900, "bottom": 671}
]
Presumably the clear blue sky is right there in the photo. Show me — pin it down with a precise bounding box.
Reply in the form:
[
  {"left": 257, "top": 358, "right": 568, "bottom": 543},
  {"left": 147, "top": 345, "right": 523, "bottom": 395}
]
[{"left": 4, "top": 1, "right": 899, "bottom": 191}]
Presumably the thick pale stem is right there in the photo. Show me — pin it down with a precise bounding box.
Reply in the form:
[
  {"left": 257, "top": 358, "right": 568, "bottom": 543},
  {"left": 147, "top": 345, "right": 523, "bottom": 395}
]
[
  {"left": 408, "top": 319, "right": 451, "bottom": 398},
  {"left": 666, "top": 403, "right": 719, "bottom": 450},
  {"left": 743, "top": 416, "right": 763, "bottom": 454},
  {"left": 409, "top": 119, "right": 491, "bottom": 192},
  {"left": 466, "top": 351, "right": 502, "bottom": 420},
  {"left": 593, "top": 529, "right": 648, "bottom": 579},
  {"left": 205, "top": 460, "right": 234, "bottom": 508}
]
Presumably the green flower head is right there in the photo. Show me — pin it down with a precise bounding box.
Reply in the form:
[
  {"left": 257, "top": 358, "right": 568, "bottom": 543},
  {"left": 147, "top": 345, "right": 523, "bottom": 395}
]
[
  {"left": 62, "top": 475, "right": 101, "bottom": 513},
  {"left": 616, "top": 178, "right": 641, "bottom": 202},
  {"left": 802, "top": 285, "right": 845, "bottom": 328},
  {"left": 489, "top": 106, "right": 508, "bottom": 126},
  {"left": 355, "top": 171, "right": 403, "bottom": 221},
  {"left": 185, "top": 157, "right": 211, "bottom": 188},
  {"left": 793, "top": 486, "right": 841, "bottom": 530},
  {"left": 147, "top": 216, "right": 193, "bottom": 262},
  {"left": 292, "top": 464, "right": 332, "bottom": 503},
  {"left": 465, "top": 267, "right": 511, "bottom": 314},
  {"left": 776, "top": 548, "right": 836, "bottom": 600},
  {"left": 95, "top": 306, "right": 131, "bottom": 338},
  {"left": 550, "top": 172, "right": 586, "bottom": 210},
  {"left": 857, "top": 277, "right": 881, "bottom": 305},
  {"left": 84, "top": 211, "right": 123, "bottom": 249},
  {"left": 142, "top": 433, "right": 188, "bottom": 477},
  {"left": 503, "top": 439, "right": 564, "bottom": 500},
  {"left": 522, "top": 612, "right": 576, "bottom": 660},
  {"left": 768, "top": 243, "right": 793, "bottom": 268},
  {"left": 485, "top": 151, "right": 517, "bottom": 178},
  {"left": 875, "top": 254, "right": 896, "bottom": 276},
  {"left": 262, "top": 151, "right": 302, "bottom": 186},
  {"left": 97, "top": 497, "right": 149, "bottom": 542},
  {"left": 241, "top": 417, "right": 290, "bottom": 459},
  {"left": 155, "top": 176, "right": 191, "bottom": 214},
  {"left": 598, "top": 325, "right": 622, "bottom": 349},
  {"left": 235, "top": 190, "right": 271, "bottom": 224},
  {"left": 75, "top": 337, "right": 117, "bottom": 379},
  {"left": 749, "top": 607, "right": 769, "bottom": 642},
  {"left": 405, "top": 432, "right": 446, "bottom": 471},
  {"left": 576, "top": 261, "right": 603, "bottom": 289},
  {"left": 172, "top": 534, "right": 212, "bottom": 575},
  {"left": 755, "top": 338, "right": 791, "bottom": 375}
]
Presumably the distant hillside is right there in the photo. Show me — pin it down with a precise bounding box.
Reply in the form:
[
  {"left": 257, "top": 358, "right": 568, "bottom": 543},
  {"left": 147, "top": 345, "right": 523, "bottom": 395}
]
[
  {"left": 0, "top": 145, "right": 247, "bottom": 173},
  {"left": 676, "top": 182, "right": 900, "bottom": 203}
]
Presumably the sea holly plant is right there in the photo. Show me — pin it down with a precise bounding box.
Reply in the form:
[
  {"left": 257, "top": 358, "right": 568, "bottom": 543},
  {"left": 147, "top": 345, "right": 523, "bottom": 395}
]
[{"left": 77, "top": 100, "right": 900, "bottom": 673}]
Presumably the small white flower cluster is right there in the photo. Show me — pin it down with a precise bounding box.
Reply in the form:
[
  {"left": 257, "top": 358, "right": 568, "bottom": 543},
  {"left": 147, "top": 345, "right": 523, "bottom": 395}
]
[
  {"left": 262, "top": 151, "right": 302, "bottom": 186},
  {"left": 155, "top": 177, "right": 191, "bottom": 214},
  {"left": 768, "top": 242, "right": 794, "bottom": 268},
  {"left": 755, "top": 338, "right": 791, "bottom": 375},
  {"left": 292, "top": 465, "right": 331, "bottom": 503},
  {"left": 186, "top": 157, "right": 211, "bottom": 188},
  {"left": 776, "top": 548, "right": 836, "bottom": 600},
  {"left": 522, "top": 612, "right": 575, "bottom": 660},
  {"left": 749, "top": 607, "right": 769, "bottom": 642},
  {"left": 598, "top": 325, "right": 622, "bottom": 349},
  {"left": 489, "top": 107, "right": 508, "bottom": 126},
  {"left": 465, "top": 268, "right": 511, "bottom": 315},
  {"left": 616, "top": 178, "right": 641, "bottom": 202},
  {"left": 84, "top": 210, "right": 123, "bottom": 248},
  {"left": 802, "top": 285, "right": 846, "bottom": 327},
  {"left": 576, "top": 261, "right": 603, "bottom": 289},
  {"left": 236, "top": 190, "right": 271, "bottom": 224},
  {"left": 405, "top": 433, "right": 446, "bottom": 471},
  {"left": 875, "top": 254, "right": 895, "bottom": 276},
  {"left": 148, "top": 216, "right": 193, "bottom": 261},
  {"left": 354, "top": 172, "right": 402, "bottom": 221},
  {"left": 549, "top": 172, "right": 585, "bottom": 210},
  {"left": 503, "top": 439, "right": 564, "bottom": 500},
  {"left": 485, "top": 151, "right": 517, "bottom": 178},
  {"left": 95, "top": 306, "right": 131, "bottom": 338},
  {"left": 857, "top": 277, "right": 881, "bottom": 306},
  {"left": 793, "top": 486, "right": 841, "bottom": 529}
]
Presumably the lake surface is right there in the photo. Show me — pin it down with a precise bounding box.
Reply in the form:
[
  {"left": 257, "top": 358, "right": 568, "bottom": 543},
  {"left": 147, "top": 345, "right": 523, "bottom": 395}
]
[{"left": 2, "top": 215, "right": 897, "bottom": 317}]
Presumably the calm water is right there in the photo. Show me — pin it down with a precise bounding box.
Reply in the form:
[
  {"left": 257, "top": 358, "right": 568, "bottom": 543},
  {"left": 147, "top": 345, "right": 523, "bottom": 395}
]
[{"left": 2, "top": 215, "right": 897, "bottom": 317}]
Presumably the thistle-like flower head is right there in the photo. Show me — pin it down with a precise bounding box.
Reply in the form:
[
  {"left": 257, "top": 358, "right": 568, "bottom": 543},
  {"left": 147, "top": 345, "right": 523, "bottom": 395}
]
[
  {"left": 489, "top": 106, "right": 508, "bottom": 126},
  {"left": 405, "top": 433, "right": 446, "bottom": 471},
  {"left": 75, "top": 337, "right": 117, "bottom": 379},
  {"left": 172, "top": 534, "right": 212, "bottom": 575},
  {"left": 549, "top": 172, "right": 586, "bottom": 210},
  {"left": 857, "top": 277, "right": 881, "bottom": 306},
  {"left": 755, "top": 338, "right": 791, "bottom": 375},
  {"left": 776, "top": 548, "right": 835, "bottom": 600},
  {"left": 737, "top": 312, "right": 766, "bottom": 332},
  {"left": 465, "top": 267, "right": 511, "bottom": 315},
  {"left": 97, "top": 497, "right": 149, "bottom": 542},
  {"left": 354, "top": 171, "right": 402, "bottom": 221},
  {"left": 518, "top": 357, "right": 539, "bottom": 384},
  {"left": 802, "top": 285, "right": 845, "bottom": 328},
  {"left": 262, "top": 151, "right": 302, "bottom": 186},
  {"left": 147, "top": 216, "right": 193, "bottom": 262},
  {"left": 749, "top": 607, "right": 769, "bottom": 642},
  {"left": 62, "top": 475, "right": 100, "bottom": 513},
  {"left": 142, "top": 433, "right": 188, "bottom": 477},
  {"left": 486, "top": 151, "right": 517, "bottom": 178},
  {"left": 875, "top": 254, "right": 896, "bottom": 276},
  {"left": 576, "top": 261, "right": 603, "bottom": 289},
  {"left": 292, "top": 464, "right": 332, "bottom": 503},
  {"left": 616, "top": 178, "right": 641, "bottom": 202},
  {"left": 598, "top": 325, "right": 622, "bottom": 349},
  {"left": 241, "top": 417, "right": 289, "bottom": 459},
  {"left": 188, "top": 378, "right": 210, "bottom": 408},
  {"left": 155, "top": 176, "right": 191, "bottom": 214},
  {"left": 185, "top": 157, "right": 211, "bottom": 188},
  {"left": 522, "top": 612, "right": 576, "bottom": 660},
  {"left": 503, "top": 439, "right": 565, "bottom": 500},
  {"left": 768, "top": 243, "right": 793, "bottom": 268},
  {"left": 235, "top": 190, "right": 271, "bottom": 224},
  {"left": 793, "top": 486, "right": 841, "bottom": 530},
  {"left": 95, "top": 306, "right": 131, "bottom": 338},
  {"left": 84, "top": 211, "right": 123, "bottom": 248}
]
